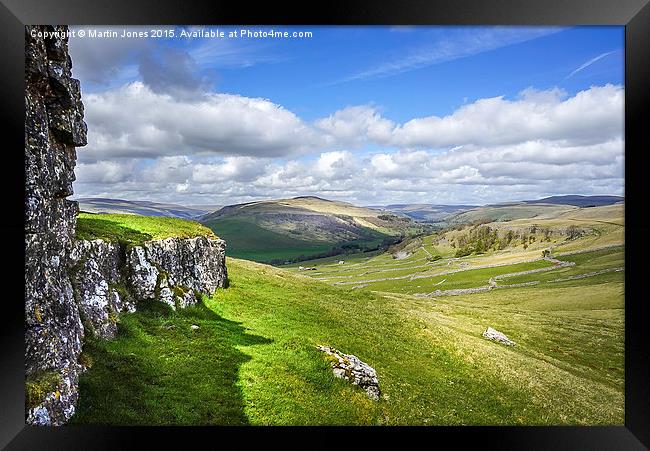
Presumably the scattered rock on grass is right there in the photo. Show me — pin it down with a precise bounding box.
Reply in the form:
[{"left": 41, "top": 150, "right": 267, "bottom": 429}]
[
  {"left": 318, "top": 345, "right": 381, "bottom": 400},
  {"left": 482, "top": 327, "right": 516, "bottom": 346},
  {"left": 190, "top": 325, "right": 199, "bottom": 330}
]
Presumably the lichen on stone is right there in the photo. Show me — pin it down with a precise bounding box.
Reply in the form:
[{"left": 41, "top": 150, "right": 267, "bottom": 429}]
[
  {"left": 318, "top": 345, "right": 381, "bottom": 400},
  {"left": 25, "top": 371, "right": 63, "bottom": 409}
]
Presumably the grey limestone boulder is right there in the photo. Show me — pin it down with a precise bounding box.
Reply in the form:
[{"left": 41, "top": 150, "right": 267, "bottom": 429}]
[
  {"left": 318, "top": 345, "right": 381, "bottom": 400},
  {"left": 482, "top": 327, "right": 516, "bottom": 346}
]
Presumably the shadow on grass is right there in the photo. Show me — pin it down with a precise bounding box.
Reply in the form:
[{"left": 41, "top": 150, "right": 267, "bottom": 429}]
[{"left": 70, "top": 299, "right": 272, "bottom": 425}]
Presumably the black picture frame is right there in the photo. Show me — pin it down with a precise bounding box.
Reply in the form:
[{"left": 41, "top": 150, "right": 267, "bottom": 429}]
[{"left": 2, "top": 0, "right": 649, "bottom": 448}]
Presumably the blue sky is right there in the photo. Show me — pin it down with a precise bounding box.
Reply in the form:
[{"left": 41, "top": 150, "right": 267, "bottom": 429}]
[{"left": 68, "top": 25, "right": 624, "bottom": 206}]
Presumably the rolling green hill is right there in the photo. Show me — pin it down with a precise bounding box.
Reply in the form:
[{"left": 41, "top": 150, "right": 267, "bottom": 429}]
[
  {"left": 288, "top": 203, "right": 624, "bottom": 287},
  {"left": 201, "top": 196, "right": 428, "bottom": 263},
  {"left": 446, "top": 202, "right": 578, "bottom": 225},
  {"left": 367, "top": 203, "right": 478, "bottom": 223},
  {"left": 369, "top": 196, "right": 622, "bottom": 225},
  {"left": 76, "top": 198, "right": 212, "bottom": 219}
]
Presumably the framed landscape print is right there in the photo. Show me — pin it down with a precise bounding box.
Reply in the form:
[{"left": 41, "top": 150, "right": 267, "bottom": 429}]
[{"left": 3, "top": 0, "right": 649, "bottom": 448}]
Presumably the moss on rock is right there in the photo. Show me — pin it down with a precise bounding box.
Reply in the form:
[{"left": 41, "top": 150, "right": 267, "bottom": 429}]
[{"left": 26, "top": 371, "right": 63, "bottom": 409}]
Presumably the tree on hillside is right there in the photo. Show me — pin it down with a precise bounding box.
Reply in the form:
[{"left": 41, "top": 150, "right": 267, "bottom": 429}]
[{"left": 566, "top": 225, "right": 582, "bottom": 240}]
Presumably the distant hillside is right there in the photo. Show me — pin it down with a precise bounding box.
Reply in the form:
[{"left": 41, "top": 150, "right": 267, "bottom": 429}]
[
  {"left": 446, "top": 203, "right": 577, "bottom": 225},
  {"left": 202, "top": 196, "right": 429, "bottom": 263},
  {"left": 76, "top": 198, "right": 212, "bottom": 219},
  {"left": 369, "top": 204, "right": 479, "bottom": 223},
  {"left": 524, "top": 195, "right": 623, "bottom": 207},
  {"left": 370, "top": 196, "right": 623, "bottom": 225}
]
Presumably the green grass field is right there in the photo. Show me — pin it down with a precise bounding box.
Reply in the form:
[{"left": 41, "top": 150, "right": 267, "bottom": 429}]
[
  {"left": 360, "top": 260, "right": 554, "bottom": 294},
  {"left": 500, "top": 248, "right": 624, "bottom": 286},
  {"left": 76, "top": 212, "right": 216, "bottom": 245},
  {"left": 72, "top": 255, "right": 623, "bottom": 425},
  {"left": 71, "top": 203, "right": 624, "bottom": 425}
]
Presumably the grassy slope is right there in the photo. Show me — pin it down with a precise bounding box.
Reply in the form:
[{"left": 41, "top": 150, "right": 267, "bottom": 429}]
[
  {"left": 206, "top": 216, "right": 331, "bottom": 262},
  {"left": 502, "top": 248, "right": 624, "bottom": 285},
  {"left": 76, "top": 198, "right": 210, "bottom": 219},
  {"left": 448, "top": 203, "right": 577, "bottom": 224},
  {"left": 277, "top": 196, "right": 385, "bottom": 218},
  {"left": 362, "top": 260, "right": 553, "bottom": 294},
  {"left": 201, "top": 197, "right": 427, "bottom": 263},
  {"left": 76, "top": 212, "right": 216, "bottom": 245},
  {"left": 73, "top": 257, "right": 623, "bottom": 425},
  {"left": 292, "top": 204, "right": 624, "bottom": 283}
]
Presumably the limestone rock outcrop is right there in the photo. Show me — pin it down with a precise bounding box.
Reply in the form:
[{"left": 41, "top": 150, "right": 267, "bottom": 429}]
[
  {"left": 69, "top": 240, "right": 135, "bottom": 340},
  {"left": 24, "top": 25, "right": 229, "bottom": 426},
  {"left": 72, "top": 237, "right": 227, "bottom": 337},
  {"left": 127, "top": 236, "right": 228, "bottom": 310},
  {"left": 25, "top": 25, "right": 88, "bottom": 427},
  {"left": 318, "top": 346, "right": 381, "bottom": 400}
]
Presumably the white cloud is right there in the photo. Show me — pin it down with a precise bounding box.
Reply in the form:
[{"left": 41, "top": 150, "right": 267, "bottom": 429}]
[
  {"left": 193, "top": 156, "right": 268, "bottom": 183},
  {"left": 80, "top": 82, "right": 320, "bottom": 162},
  {"left": 74, "top": 84, "right": 624, "bottom": 205},
  {"left": 368, "top": 150, "right": 431, "bottom": 178},
  {"left": 314, "top": 151, "right": 357, "bottom": 180},
  {"left": 141, "top": 156, "right": 193, "bottom": 183},
  {"left": 389, "top": 84, "right": 623, "bottom": 148},
  {"left": 307, "top": 85, "right": 624, "bottom": 153},
  {"left": 315, "top": 106, "right": 394, "bottom": 146},
  {"left": 75, "top": 160, "right": 136, "bottom": 183}
]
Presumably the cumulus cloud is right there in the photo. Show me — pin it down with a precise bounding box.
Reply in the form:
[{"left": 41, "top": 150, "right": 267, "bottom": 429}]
[
  {"left": 193, "top": 156, "right": 269, "bottom": 183},
  {"left": 79, "top": 82, "right": 320, "bottom": 162},
  {"left": 140, "top": 156, "right": 194, "bottom": 183},
  {"left": 80, "top": 83, "right": 623, "bottom": 163},
  {"left": 315, "top": 106, "right": 394, "bottom": 146},
  {"left": 368, "top": 150, "right": 431, "bottom": 178},
  {"left": 388, "top": 84, "right": 623, "bottom": 148},
  {"left": 75, "top": 160, "right": 137, "bottom": 183},
  {"left": 76, "top": 139, "right": 623, "bottom": 206},
  {"left": 74, "top": 84, "right": 624, "bottom": 205},
  {"left": 311, "top": 85, "right": 623, "bottom": 151},
  {"left": 314, "top": 151, "right": 357, "bottom": 180}
]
